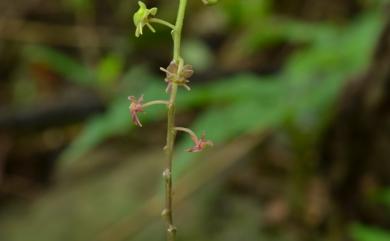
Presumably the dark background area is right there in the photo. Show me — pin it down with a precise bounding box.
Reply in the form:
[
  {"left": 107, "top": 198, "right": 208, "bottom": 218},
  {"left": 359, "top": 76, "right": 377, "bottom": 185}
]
[{"left": 0, "top": 0, "right": 389, "bottom": 241}]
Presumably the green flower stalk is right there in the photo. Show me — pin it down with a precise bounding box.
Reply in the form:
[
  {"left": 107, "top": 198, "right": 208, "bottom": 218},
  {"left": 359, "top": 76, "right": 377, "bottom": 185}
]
[{"left": 129, "top": 1, "right": 216, "bottom": 241}]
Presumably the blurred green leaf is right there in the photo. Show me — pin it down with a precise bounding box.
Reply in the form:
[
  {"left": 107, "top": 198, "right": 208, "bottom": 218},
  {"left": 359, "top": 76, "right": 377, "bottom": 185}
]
[
  {"left": 12, "top": 77, "right": 38, "bottom": 105},
  {"left": 222, "top": 0, "right": 271, "bottom": 26},
  {"left": 350, "top": 223, "right": 390, "bottom": 241},
  {"left": 24, "top": 45, "right": 94, "bottom": 86},
  {"left": 63, "top": 0, "right": 92, "bottom": 11},
  {"left": 96, "top": 54, "right": 124, "bottom": 87},
  {"left": 182, "top": 40, "right": 213, "bottom": 72},
  {"left": 374, "top": 188, "right": 390, "bottom": 207}
]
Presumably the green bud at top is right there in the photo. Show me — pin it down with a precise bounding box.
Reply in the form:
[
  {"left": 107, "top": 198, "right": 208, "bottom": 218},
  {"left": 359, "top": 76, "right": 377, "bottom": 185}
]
[{"left": 133, "top": 1, "right": 158, "bottom": 37}]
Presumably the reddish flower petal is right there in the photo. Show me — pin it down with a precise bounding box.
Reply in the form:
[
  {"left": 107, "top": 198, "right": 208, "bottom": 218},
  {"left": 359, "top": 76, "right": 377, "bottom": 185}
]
[
  {"left": 129, "top": 95, "right": 144, "bottom": 127},
  {"left": 131, "top": 111, "right": 142, "bottom": 127}
]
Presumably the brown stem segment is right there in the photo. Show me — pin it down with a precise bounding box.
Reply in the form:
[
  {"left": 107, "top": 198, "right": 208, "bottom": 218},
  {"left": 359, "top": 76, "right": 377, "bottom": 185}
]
[{"left": 164, "top": 83, "right": 178, "bottom": 241}]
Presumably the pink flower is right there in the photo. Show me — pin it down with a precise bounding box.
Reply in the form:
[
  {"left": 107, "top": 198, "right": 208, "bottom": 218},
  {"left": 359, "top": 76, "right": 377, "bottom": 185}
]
[
  {"left": 128, "top": 95, "right": 144, "bottom": 127},
  {"left": 187, "top": 132, "right": 213, "bottom": 152}
]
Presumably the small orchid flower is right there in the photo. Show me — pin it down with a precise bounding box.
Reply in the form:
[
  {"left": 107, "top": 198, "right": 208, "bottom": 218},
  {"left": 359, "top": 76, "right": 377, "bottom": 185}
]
[
  {"left": 133, "top": 1, "right": 158, "bottom": 37},
  {"left": 187, "top": 132, "right": 213, "bottom": 152},
  {"left": 128, "top": 95, "right": 144, "bottom": 127},
  {"left": 160, "top": 61, "right": 194, "bottom": 93},
  {"left": 174, "top": 127, "right": 213, "bottom": 152}
]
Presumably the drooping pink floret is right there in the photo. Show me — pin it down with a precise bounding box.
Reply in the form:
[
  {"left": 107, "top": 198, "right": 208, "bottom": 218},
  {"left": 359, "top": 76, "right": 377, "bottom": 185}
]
[
  {"left": 128, "top": 95, "right": 144, "bottom": 127},
  {"left": 187, "top": 132, "right": 213, "bottom": 152}
]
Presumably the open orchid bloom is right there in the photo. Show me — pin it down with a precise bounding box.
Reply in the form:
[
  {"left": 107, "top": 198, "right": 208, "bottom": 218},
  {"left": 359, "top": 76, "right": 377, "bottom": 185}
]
[
  {"left": 133, "top": 1, "right": 158, "bottom": 37},
  {"left": 128, "top": 95, "right": 144, "bottom": 127},
  {"left": 187, "top": 132, "right": 213, "bottom": 153},
  {"left": 160, "top": 61, "right": 194, "bottom": 93}
]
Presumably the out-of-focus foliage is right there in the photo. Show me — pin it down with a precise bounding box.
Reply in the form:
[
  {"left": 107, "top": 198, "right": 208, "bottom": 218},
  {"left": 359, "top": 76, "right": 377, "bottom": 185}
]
[
  {"left": 350, "top": 224, "right": 390, "bottom": 241},
  {"left": 0, "top": 1, "right": 388, "bottom": 241},
  {"left": 349, "top": 187, "right": 390, "bottom": 241},
  {"left": 0, "top": 2, "right": 386, "bottom": 240},
  {"left": 375, "top": 188, "right": 390, "bottom": 207},
  {"left": 25, "top": 46, "right": 94, "bottom": 86},
  {"left": 64, "top": 0, "right": 93, "bottom": 11}
]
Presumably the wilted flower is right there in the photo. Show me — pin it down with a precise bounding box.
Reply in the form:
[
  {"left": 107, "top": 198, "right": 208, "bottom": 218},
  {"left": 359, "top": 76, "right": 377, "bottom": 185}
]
[
  {"left": 133, "top": 1, "right": 158, "bottom": 37},
  {"left": 187, "top": 132, "right": 213, "bottom": 152},
  {"left": 160, "top": 61, "right": 194, "bottom": 93},
  {"left": 128, "top": 95, "right": 144, "bottom": 127}
]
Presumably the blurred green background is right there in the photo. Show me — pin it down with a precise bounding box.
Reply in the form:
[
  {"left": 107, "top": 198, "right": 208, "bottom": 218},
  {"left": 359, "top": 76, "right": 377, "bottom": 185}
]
[{"left": 0, "top": 0, "right": 389, "bottom": 241}]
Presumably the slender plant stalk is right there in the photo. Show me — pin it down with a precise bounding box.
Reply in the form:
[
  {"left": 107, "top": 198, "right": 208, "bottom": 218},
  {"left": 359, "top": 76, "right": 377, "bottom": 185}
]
[{"left": 163, "top": 1, "right": 188, "bottom": 240}]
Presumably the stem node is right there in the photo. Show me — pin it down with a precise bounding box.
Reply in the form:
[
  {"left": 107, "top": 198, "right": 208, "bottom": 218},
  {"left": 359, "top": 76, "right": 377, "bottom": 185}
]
[
  {"left": 168, "top": 225, "right": 177, "bottom": 234},
  {"left": 162, "top": 169, "right": 171, "bottom": 180}
]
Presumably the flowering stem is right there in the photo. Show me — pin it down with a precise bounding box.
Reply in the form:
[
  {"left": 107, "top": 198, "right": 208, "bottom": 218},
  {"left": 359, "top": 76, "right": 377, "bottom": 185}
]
[
  {"left": 163, "top": 1, "right": 188, "bottom": 241},
  {"left": 149, "top": 18, "right": 176, "bottom": 30}
]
